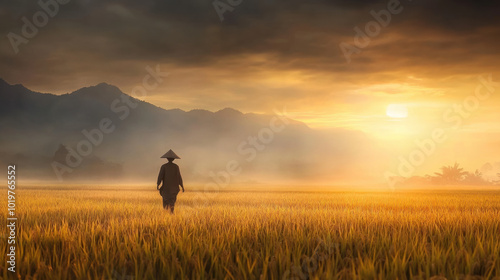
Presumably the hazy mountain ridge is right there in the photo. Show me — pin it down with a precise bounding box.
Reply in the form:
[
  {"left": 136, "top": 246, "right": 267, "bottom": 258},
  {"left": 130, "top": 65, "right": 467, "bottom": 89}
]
[{"left": 0, "top": 79, "right": 382, "bottom": 184}]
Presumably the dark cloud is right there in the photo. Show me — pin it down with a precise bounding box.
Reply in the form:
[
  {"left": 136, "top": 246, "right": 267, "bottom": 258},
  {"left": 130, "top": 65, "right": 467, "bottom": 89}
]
[{"left": 0, "top": 0, "right": 499, "bottom": 103}]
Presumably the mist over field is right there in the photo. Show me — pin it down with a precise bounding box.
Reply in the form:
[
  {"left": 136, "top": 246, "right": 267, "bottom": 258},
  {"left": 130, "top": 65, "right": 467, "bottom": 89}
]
[
  {"left": 3, "top": 77, "right": 500, "bottom": 188},
  {"left": 0, "top": 79, "right": 390, "bottom": 186}
]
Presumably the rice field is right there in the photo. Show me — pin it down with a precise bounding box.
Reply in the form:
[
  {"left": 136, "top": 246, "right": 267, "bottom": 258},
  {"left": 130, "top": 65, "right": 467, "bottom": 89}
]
[{"left": 1, "top": 186, "right": 500, "bottom": 279}]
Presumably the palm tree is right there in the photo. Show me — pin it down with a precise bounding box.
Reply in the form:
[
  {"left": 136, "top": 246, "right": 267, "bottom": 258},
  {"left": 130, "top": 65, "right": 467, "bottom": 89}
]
[{"left": 433, "top": 162, "right": 467, "bottom": 184}]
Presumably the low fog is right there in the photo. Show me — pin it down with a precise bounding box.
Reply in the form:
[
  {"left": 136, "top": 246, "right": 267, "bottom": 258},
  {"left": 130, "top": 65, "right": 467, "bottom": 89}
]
[{"left": 0, "top": 80, "right": 390, "bottom": 186}]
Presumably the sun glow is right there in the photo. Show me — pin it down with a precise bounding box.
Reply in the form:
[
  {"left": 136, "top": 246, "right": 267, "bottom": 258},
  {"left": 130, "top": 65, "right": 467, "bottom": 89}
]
[{"left": 386, "top": 104, "right": 408, "bottom": 119}]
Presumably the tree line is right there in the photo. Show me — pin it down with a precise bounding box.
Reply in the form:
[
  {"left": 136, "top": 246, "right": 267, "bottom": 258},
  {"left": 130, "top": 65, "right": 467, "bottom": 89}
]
[{"left": 402, "top": 163, "right": 500, "bottom": 186}]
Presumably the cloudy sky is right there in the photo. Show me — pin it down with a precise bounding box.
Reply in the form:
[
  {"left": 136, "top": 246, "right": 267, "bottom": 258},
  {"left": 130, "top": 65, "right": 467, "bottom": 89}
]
[{"left": 1, "top": 0, "right": 500, "bottom": 174}]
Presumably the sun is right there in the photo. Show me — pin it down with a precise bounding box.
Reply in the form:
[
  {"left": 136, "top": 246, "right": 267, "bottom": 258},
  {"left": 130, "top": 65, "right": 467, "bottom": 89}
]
[{"left": 386, "top": 104, "right": 408, "bottom": 119}]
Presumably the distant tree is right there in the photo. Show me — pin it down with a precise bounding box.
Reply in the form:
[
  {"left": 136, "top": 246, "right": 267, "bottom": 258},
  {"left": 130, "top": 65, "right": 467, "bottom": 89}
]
[
  {"left": 433, "top": 162, "right": 467, "bottom": 184},
  {"left": 462, "top": 169, "right": 489, "bottom": 185}
]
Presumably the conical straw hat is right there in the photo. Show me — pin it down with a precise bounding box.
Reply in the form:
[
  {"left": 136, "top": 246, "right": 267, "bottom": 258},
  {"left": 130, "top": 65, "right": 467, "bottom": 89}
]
[{"left": 161, "top": 149, "right": 181, "bottom": 159}]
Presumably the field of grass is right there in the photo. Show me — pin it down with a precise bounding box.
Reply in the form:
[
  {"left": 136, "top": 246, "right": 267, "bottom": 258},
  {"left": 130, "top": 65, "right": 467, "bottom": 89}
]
[{"left": 1, "top": 187, "right": 500, "bottom": 279}]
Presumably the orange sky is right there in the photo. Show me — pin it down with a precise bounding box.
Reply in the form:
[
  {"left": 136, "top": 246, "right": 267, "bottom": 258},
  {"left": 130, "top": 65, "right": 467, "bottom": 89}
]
[{"left": 1, "top": 0, "right": 499, "bottom": 178}]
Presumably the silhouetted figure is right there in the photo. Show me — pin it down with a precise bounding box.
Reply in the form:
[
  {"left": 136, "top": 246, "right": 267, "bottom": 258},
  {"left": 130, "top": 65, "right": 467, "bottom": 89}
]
[{"left": 157, "top": 149, "right": 184, "bottom": 214}]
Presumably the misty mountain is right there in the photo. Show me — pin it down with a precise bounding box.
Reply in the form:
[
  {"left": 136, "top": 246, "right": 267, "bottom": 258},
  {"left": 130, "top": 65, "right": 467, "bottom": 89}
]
[{"left": 0, "top": 78, "right": 383, "bottom": 184}]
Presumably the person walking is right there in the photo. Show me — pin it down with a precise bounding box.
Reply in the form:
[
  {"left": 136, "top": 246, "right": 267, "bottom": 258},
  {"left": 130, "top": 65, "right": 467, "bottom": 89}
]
[{"left": 157, "top": 149, "right": 184, "bottom": 214}]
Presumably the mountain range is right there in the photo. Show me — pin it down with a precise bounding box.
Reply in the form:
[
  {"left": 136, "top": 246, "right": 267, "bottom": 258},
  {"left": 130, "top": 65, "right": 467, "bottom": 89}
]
[{"left": 0, "top": 78, "right": 382, "bottom": 184}]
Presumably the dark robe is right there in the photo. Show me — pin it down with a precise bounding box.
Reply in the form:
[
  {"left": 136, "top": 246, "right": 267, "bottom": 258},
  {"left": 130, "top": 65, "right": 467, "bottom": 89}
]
[{"left": 157, "top": 162, "right": 183, "bottom": 196}]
